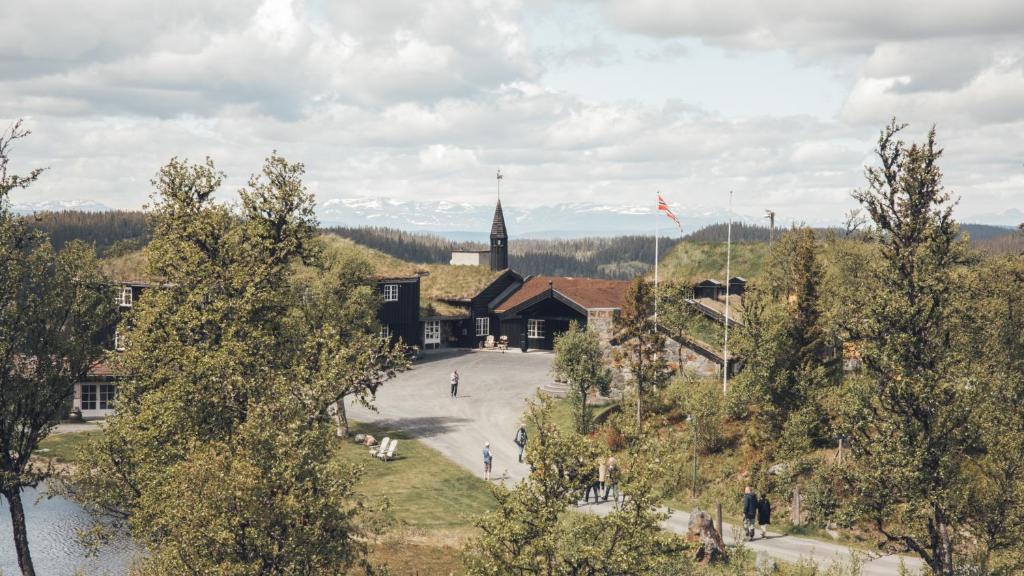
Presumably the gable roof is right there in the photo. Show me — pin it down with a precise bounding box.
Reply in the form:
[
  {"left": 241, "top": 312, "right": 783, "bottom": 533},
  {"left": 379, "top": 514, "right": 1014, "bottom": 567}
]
[
  {"left": 494, "top": 275, "right": 630, "bottom": 314},
  {"left": 490, "top": 200, "right": 508, "bottom": 238}
]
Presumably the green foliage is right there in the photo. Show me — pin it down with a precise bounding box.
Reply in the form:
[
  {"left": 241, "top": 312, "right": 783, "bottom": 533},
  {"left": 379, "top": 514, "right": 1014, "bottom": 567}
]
[
  {"left": 669, "top": 377, "right": 726, "bottom": 455},
  {"left": 842, "top": 120, "right": 1021, "bottom": 575},
  {"left": 729, "top": 229, "right": 840, "bottom": 457},
  {"left": 614, "top": 278, "right": 670, "bottom": 433},
  {"left": 553, "top": 321, "right": 612, "bottom": 434},
  {"left": 463, "top": 397, "right": 689, "bottom": 575},
  {"left": 0, "top": 120, "right": 117, "bottom": 576},
  {"left": 72, "top": 154, "right": 407, "bottom": 575}
]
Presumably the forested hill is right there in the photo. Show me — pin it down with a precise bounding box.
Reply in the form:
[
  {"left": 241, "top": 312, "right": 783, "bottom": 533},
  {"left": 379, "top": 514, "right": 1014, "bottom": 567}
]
[
  {"left": 24, "top": 211, "right": 1021, "bottom": 277},
  {"left": 324, "top": 227, "right": 684, "bottom": 279},
  {"left": 26, "top": 210, "right": 149, "bottom": 256}
]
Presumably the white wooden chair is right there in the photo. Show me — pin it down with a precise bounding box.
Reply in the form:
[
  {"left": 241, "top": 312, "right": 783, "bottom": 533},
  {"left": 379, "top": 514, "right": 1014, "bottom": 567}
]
[
  {"left": 484, "top": 335, "right": 496, "bottom": 349},
  {"left": 381, "top": 439, "right": 398, "bottom": 462},
  {"left": 370, "top": 436, "right": 390, "bottom": 458}
]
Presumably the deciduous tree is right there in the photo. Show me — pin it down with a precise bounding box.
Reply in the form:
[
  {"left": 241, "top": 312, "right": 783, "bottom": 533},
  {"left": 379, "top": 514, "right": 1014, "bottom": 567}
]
[
  {"left": 0, "top": 121, "right": 116, "bottom": 576},
  {"left": 553, "top": 321, "right": 612, "bottom": 434}
]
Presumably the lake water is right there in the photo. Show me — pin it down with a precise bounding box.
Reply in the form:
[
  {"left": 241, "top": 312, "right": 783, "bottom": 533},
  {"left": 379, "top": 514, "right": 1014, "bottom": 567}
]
[{"left": 0, "top": 485, "right": 137, "bottom": 575}]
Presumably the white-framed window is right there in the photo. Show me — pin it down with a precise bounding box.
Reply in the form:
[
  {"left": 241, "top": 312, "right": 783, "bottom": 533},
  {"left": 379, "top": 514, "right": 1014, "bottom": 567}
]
[
  {"left": 114, "top": 330, "right": 126, "bottom": 352},
  {"left": 119, "top": 286, "right": 133, "bottom": 307},
  {"left": 527, "top": 319, "right": 545, "bottom": 339},
  {"left": 81, "top": 383, "right": 116, "bottom": 411},
  {"left": 424, "top": 320, "right": 441, "bottom": 344},
  {"left": 383, "top": 284, "right": 399, "bottom": 302},
  {"left": 475, "top": 317, "right": 490, "bottom": 336},
  {"left": 379, "top": 324, "right": 391, "bottom": 340}
]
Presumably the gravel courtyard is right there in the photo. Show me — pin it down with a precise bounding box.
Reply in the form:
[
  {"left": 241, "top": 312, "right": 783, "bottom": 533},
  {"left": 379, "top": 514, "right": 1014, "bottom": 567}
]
[{"left": 347, "top": 349, "right": 552, "bottom": 483}]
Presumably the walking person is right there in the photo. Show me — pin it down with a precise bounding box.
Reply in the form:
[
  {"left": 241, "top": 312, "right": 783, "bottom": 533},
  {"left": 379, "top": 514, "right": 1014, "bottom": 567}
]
[
  {"left": 450, "top": 369, "right": 459, "bottom": 398},
  {"left": 482, "top": 442, "right": 492, "bottom": 481},
  {"left": 602, "top": 456, "right": 619, "bottom": 503},
  {"left": 597, "top": 456, "right": 608, "bottom": 501},
  {"left": 757, "top": 493, "right": 772, "bottom": 539},
  {"left": 513, "top": 425, "right": 528, "bottom": 463},
  {"left": 583, "top": 457, "right": 602, "bottom": 504},
  {"left": 742, "top": 486, "right": 758, "bottom": 541}
]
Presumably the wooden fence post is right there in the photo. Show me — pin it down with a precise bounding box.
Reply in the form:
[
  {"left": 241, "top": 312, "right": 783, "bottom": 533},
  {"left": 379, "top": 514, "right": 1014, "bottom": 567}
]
[
  {"left": 792, "top": 486, "right": 802, "bottom": 526},
  {"left": 716, "top": 502, "right": 723, "bottom": 537}
]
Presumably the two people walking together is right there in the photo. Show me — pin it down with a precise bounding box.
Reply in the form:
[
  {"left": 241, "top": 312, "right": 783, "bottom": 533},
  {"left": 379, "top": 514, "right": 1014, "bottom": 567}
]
[
  {"left": 581, "top": 455, "right": 619, "bottom": 504},
  {"left": 742, "top": 486, "right": 772, "bottom": 540}
]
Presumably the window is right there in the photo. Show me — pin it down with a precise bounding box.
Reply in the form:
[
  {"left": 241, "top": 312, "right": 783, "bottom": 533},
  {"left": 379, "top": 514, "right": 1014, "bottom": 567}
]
[
  {"left": 528, "top": 319, "right": 545, "bottom": 339},
  {"left": 81, "top": 384, "right": 116, "bottom": 411},
  {"left": 475, "top": 317, "right": 490, "bottom": 337},
  {"left": 114, "top": 330, "right": 126, "bottom": 352},
  {"left": 383, "top": 284, "right": 399, "bottom": 302},
  {"left": 119, "top": 286, "right": 133, "bottom": 307},
  {"left": 379, "top": 324, "right": 391, "bottom": 340},
  {"left": 81, "top": 384, "right": 96, "bottom": 411},
  {"left": 424, "top": 320, "right": 441, "bottom": 344}
]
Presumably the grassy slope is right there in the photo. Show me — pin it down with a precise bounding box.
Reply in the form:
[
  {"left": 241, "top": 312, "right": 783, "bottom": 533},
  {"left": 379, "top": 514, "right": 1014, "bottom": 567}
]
[
  {"left": 340, "top": 421, "right": 496, "bottom": 530},
  {"left": 656, "top": 241, "right": 769, "bottom": 284}
]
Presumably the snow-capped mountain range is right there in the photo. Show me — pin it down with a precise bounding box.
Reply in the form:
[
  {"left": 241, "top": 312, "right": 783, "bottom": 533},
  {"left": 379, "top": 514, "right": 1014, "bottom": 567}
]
[
  {"left": 10, "top": 196, "right": 1017, "bottom": 240},
  {"left": 318, "top": 197, "right": 764, "bottom": 239},
  {"left": 12, "top": 199, "right": 113, "bottom": 213}
]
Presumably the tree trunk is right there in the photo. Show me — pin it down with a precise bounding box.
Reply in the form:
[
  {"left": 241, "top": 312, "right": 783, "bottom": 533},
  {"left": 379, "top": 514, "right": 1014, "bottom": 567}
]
[
  {"left": 333, "top": 399, "right": 350, "bottom": 438},
  {"left": 934, "top": 506, "right": 955, "bottom": 576},
  {"left": 4, "top": 488, "right": 37, "bottom": 576},
  {"left": 576, "top": 383, "right": 590, "bottom": 434}
]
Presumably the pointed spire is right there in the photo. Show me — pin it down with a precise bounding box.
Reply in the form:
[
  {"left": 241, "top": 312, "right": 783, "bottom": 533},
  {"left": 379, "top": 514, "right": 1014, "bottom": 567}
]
[{"left": 490, "top": 199, "right": 508, "bottom": 238}]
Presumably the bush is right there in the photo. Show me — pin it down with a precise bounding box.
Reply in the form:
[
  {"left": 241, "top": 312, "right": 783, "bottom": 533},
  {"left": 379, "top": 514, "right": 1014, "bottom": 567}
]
[{"left": 677, "top": 378, "right": 726, "bottom": 455}]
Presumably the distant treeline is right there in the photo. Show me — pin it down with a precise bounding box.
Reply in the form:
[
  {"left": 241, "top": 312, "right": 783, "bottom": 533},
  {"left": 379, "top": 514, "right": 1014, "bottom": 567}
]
[
  {"left": 26, "top": 210, "right": 150, "bottom": 256},
  {"left": 681, "top": 222, "right": 773, "bottom": 243},
  {"left": 322, "top": 226, "right": 457, "bottom": 264},
  {"left": 324, "top": 227, "right": 683, "bottom": 279}
]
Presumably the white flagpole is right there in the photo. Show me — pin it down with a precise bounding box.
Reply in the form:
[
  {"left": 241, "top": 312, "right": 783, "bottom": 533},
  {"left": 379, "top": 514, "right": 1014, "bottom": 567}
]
[
  {"left": 723, "top": 191, "right": 733, "bottom": 394},
  {"left": 654, "top": 194, "right": 659, "bottom": 329}
]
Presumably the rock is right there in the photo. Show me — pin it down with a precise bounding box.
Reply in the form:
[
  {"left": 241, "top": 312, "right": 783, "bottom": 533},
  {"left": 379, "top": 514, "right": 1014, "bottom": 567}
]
[
  {"left": 687, "top": 508, "right": 727, "bottom": 563},
  {"left": 767, "top": 463, "right": 788, "bottom": 475},
  {"left": 352, "top": 433, "right": 366, "bottom": 444}
]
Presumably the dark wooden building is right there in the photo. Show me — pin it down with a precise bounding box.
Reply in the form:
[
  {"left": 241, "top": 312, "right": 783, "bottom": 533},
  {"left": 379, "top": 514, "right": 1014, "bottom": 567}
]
[
  {"left": 72, "top": 280, "right": 149, "bottom": 419},
  {"left": 376, "top": 276, "right": 421, "bottom": 348},
  {"left": 493, "top": 276, "right": 630, "bottom": 351},
  {"left": 728, "top": 276, "right": 747, "bottom": 296},
  {"left": 693, "top": 279, "right": 725, "bottom": 299}
]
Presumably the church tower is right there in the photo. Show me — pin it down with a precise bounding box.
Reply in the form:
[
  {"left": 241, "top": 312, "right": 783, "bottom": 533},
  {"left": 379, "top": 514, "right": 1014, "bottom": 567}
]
[{"left": 489, "top": 198, "right": 508, "bottom": 270}]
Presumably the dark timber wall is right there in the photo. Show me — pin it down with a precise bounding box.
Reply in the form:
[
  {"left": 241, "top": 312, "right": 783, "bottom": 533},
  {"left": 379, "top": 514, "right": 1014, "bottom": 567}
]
[{"left": 377, "top": 278, "right": 421, "bottom": 348}]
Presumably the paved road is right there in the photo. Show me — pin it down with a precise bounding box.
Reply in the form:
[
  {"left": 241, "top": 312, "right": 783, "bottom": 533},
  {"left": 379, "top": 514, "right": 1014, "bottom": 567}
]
[{"left": 349, "top": 349, "right": 923, "bottom": 575}]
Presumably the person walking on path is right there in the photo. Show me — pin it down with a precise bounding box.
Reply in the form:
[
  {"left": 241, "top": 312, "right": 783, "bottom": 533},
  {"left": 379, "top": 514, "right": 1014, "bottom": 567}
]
[
  {"left": 583, "top": 457, "right": 602, "bottom": 504},
  {"left": 742, "top": 486, "right": 758, "bottom": 541},
  {"left": 597, "top": 456, "right": 608, "bottom": 497},
  {"left": 513, "top": 425, "right": 528, "bottom": 463},
  {"left": 450, "top": 370, "right": 459, "bottom": 398},
  {"left": 482, "top": 442, "right": 492, "bottom": 481},
  {"left": 602, "top": 456, "right": 619, "bottom": 503},
  {"left": 757, "top": 494, "right": 772, "bottom": 539}
]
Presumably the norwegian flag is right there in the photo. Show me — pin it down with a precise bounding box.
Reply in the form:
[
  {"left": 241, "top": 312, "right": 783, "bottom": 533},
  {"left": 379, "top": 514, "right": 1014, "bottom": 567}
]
[{"left": 657, "top": 193, "right": 682, "bottom": 232}]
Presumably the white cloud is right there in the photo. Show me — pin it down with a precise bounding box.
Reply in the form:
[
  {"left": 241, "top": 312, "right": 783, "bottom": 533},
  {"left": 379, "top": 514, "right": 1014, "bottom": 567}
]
[{"left": 1, "top": 0, "right": 1022, "bottom": 228}]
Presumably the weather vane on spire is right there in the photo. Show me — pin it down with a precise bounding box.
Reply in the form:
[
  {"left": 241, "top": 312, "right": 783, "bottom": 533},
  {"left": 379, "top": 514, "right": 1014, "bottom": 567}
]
[{"left": 496, "top": 168, "right": 503, "bottom": 200}]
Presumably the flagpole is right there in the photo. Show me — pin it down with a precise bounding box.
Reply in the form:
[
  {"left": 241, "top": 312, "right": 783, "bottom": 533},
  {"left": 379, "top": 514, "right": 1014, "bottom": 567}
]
[
  {"left": 654, "top": 193, "right": 659, "bottom": 329},
  {"left": 723, "top": 191, "right": 733, "bottom": 394}
]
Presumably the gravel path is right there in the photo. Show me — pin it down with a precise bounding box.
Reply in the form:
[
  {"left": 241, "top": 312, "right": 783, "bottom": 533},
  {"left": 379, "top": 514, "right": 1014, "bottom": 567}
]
[{"left": 344, "top": 349, "right": 925, "bottom": 575}]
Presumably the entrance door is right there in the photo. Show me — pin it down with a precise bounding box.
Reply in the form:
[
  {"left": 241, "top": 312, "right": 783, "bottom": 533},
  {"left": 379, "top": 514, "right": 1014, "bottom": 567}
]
[{"left": 424, "top": 320, "right": 441, "bottom": 348}]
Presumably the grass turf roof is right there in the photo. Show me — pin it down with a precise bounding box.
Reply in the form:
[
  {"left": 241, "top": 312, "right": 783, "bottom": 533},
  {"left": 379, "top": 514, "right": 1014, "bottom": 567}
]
[{"left": 319, "top": 234, "right": 505, "bottom": 301}]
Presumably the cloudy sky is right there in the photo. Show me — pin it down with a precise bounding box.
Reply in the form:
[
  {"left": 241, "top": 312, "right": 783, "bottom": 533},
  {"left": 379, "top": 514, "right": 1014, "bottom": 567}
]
[{"left": 2, "top": 0, "right": 1023, "bottom": 225}]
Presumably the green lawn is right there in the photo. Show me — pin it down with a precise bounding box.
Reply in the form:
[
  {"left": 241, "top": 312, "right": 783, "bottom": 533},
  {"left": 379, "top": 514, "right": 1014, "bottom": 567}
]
[
  {"left": 37, "top": 429, "right": 103, "bottom": 464},
  {"left": 338, "top": 421, "right": 496, "bottom": 530}
]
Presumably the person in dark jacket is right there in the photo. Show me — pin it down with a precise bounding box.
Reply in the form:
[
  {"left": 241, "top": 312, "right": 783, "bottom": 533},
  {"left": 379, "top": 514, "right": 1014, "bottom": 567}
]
[
  {"left": 514, "top": 425, "right": 528, "bottom": 463},
  {"left": 741, "top": 486, "right": 758, "bottom": 541},
  {"left": 757, "top": 494, "right": 772, "bottom": 539}
]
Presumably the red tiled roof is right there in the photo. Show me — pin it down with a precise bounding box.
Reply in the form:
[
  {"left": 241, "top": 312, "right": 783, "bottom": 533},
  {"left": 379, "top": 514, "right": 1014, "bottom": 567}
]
[{"left": 494, "top": 276, "right": 630, "bottom": 313}]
